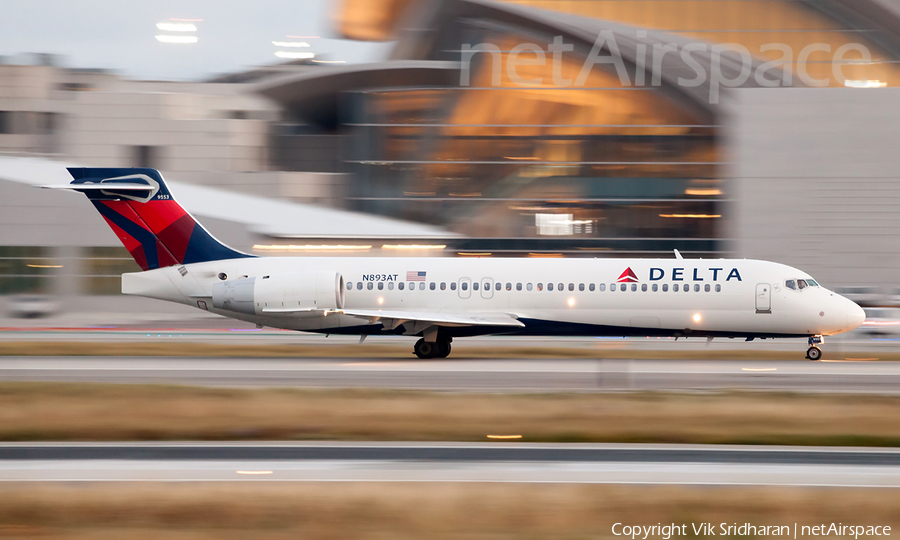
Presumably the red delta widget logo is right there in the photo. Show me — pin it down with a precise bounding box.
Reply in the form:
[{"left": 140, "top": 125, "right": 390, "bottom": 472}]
[{"left": 618, "top": 266, "right": 743, "bottom": 282}]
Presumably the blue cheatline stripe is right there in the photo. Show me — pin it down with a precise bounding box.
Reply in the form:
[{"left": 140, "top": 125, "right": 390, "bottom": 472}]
[
  {"left": 92, "top": 201, "right": 160, "bottom": 270},
  {"left": 311, "top": 318, "right": 812, "bottom": 340}
]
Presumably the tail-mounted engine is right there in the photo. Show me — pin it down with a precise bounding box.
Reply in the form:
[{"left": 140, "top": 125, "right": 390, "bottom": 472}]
[{"left": 211, "top": 271, "right": 344, "bottom": 316}]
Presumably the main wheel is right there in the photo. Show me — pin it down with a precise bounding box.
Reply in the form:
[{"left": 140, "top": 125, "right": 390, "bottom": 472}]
[
  {"left": 434, "top": 341, "right": 451, "bottom": 359},
  {"left": 806, "top": 346, "right": 822, "bottom": 361},
  {"left": 414, "top": 338, "right": 437, "bottom": 359}
]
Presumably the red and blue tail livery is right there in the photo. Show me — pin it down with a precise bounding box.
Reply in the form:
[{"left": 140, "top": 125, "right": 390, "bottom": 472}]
[{"left": 61, "top": 168, "right": 251, "bottom": 270}]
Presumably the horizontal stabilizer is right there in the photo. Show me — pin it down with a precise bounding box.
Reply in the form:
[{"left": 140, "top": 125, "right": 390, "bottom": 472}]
[{"left": 41, "top": 184, "right": 156, "bottom": 191}]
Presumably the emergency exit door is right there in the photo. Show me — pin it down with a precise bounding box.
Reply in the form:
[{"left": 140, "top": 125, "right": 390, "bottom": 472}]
[
  {"left": 481, "top": 278, "right": 494, "bottom": 299},
  {"left": 756, "top": 283, "right": 771, "bottom": 313}
]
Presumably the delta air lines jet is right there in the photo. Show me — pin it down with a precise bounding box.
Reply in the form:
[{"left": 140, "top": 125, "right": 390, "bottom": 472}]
[{"left": 45, "top": 168, "right": 865, "bottom": 360}]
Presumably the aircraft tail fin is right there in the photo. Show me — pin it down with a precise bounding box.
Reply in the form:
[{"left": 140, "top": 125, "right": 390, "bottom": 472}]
[{"left": 44, "top": 168, "right": 252, "bottom": 271}]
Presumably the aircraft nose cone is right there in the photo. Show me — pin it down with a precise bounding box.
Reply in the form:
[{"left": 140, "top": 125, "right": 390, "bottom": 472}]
[{"left": 847, "top": 300, "right": 866, "bottom": 331}]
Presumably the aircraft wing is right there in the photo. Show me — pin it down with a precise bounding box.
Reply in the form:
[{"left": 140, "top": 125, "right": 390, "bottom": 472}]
[{"left": 337, "top": 309, "right": 525, "bottom": 329}]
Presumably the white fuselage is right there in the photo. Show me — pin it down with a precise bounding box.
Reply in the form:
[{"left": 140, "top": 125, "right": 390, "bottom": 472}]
[{"left": 122, "top": 257, "right": 865, "bottom": 339}]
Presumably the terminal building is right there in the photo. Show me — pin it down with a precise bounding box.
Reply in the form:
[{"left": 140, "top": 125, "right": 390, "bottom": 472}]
[{"left": 3, "top": 0, "right": 900, "bottom": 298}]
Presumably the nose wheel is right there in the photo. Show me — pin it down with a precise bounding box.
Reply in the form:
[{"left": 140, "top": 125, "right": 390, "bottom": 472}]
[{"left": 806, "top": 335, "right": 823, "bottom": 361}]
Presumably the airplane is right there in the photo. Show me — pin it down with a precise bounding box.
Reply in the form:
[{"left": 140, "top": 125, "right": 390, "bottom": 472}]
[{"left": 44, "top": 167, "right": 866, "bottom": 361}]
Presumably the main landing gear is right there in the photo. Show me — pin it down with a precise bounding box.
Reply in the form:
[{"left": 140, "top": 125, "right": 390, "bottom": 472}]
[
  {"left": 806, "top": 335, "right": 823, "bottom": 361},
  {"left": 414, "top": 337, "right": 452, "bottom": 359}
]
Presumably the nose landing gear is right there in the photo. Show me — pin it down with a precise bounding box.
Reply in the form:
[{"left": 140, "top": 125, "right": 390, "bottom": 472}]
[{"left": 806, "top": 335, "right": 823, "bottom": 361}]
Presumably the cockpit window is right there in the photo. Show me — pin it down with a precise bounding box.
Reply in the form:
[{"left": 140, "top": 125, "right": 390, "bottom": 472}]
[
  {"left": 797, "top": 279, "right": 808, "bottom": 289},
  {"left": 785, "top": 279, "right": 796, "bottom": 290},
  {"left": 807, "top": 279, "right": 819, "bottom": 287}
]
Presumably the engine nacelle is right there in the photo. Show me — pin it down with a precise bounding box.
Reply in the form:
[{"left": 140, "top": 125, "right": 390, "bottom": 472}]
[{"left": 211, "top": 271, "right": 344, "bottom": 316}]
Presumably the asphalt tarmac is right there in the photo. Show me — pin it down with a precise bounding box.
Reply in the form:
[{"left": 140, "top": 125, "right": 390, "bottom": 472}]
[
  {"left": 1, "top": 356, "right": 900, "bottom": 393},
  {"left": 2, "top": 443, "right": 899, "bottom": 486}
]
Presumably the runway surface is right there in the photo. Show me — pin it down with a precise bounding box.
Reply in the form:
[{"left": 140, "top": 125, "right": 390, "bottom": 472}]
[
  {"left": 2, "top": 443, "right": 899, "bottom": 486},
  {"left": 2, "top": 356, "right": 900, "bottom": 393}
]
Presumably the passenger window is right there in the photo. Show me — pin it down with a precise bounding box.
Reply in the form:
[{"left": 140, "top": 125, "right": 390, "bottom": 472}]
[
  {"left": 684, "top": 285, "right": 690, "bottom": 292},
  {"left": 347, "top": 282, "right": 353, "bottom": 290},
  {"left": 673, "top": 284, "right": 679, "bottom": 292},
  {"left": 599, "top": 283, "right": 606, "bottom": 292},
  {"left": 527, "top": 283, "right": 533, "bottom": 291},
  {"left": 785, "top": 279, "right": 796, "bottom": 290},
  {"left": 694, "top": 284, "right": 700, "bottom": 292},
  {"left": 652, "top": 284, "right": 658, "bottom": 292},
  {"left": 461, "top": 282, "right": 468, "bottom": 291},
  {"left": 420, "top": 282, "right": 426, "bottom": 290},
  {"left": 641, "top": 284, "right": 647, "bottom": 292},
  {"left": 429, "top": 282, "right": 435, "bottom": 290},
  {"left": 548, "top": 283, "right": 554, "bottom": 291},
  {"left": 440, "top": 282, "right": 446, "bottom": 290},
  {"left": 537, "top": 283, "right": 543, "bottom": 291},
  {"left": 399, "top": 282, "right": 405, "bottom": 290},
  {"left": 558, "top": 283, "right": 564, "bottom": 291},
  {"left": 516, "top": 283, "right": 522, "bottom": 291},
  {"left": 620, "top": 284, "right": 627, "bottom": 292},
  {"left": 506, "top": 283, "right": 512, "bottom": 291},
  {"left": 798, "top": 279, "right": 808, "bottom": 289},
  {"left": 495, "top": 282, "right": 501, "bottom": 291},
  {"left": 357, "top": 282, "right": 363, "bottom": 290},
  {"left": 631, "top": 283, "right": 637, "bottom": 292},
  {"left": 388, "top": 282, "right": 394, "bottom": 290},
  {"left": 589, "top": 283, "right": 595, "bottom": 292},
  {"left": 715, "top": 284, "right": 721, "bottom": 292},
  {"left": 367, "top": 282, "right": 374, "bottom": 290},
  {"left": 473, "top": 282, "right": 479, "bottom": 291},
  {"left": 578, "top": 283, "right": 584, "bottom": 291},
  {"left": 378, "top": 282, "right": 384, "bottom": 290},
  {"left": 450, "top": 282, "right": 456, "bottom": 291},
  {"left": 663, "top": 284, "right": 668, "bottom": 292},
  {"left": 567, "top": 283, "right": 574, "bottom": 291},
  {"left": 704, "top": 284, "right": 710, "bottom": 292}
]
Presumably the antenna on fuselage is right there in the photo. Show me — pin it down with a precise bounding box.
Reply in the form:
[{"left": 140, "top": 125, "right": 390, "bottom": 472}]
[{"left": 674, "top": 249, "right": 684, "bottom": 260}]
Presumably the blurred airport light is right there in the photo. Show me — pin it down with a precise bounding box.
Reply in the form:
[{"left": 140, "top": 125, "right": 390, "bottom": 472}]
[
  {"left": 382, "top": 244, "right": 447, "bottom": 250},
  {"left": 155, "top": 35, "right": 198, "bottom": 44},
  {"left": 844, "top": 79, "right": 887, "bottom": 88},
  {"left": 272, "top": 41, "right": 310, "bottom": 48},
  {"left": 156, "top": 23, "right": 197, "bottom": 32},
  {"left": 274, "top": 51, "right": 315, "bottom": 60}
]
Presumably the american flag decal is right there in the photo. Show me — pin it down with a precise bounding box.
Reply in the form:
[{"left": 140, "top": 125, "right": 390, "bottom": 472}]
[{"left": 406, "top": 270, "right": 427, "bottom": 281}]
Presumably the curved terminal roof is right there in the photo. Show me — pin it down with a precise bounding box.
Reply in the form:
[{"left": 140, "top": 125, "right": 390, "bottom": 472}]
[
  {"left": 257, "top": 0, "right": 798, "bottom": 125},
  {"left": 255, "top": 61, "right": 461, "bottom": 127},
  {"left": 399, "top": 0, "right": 791, "bottom": 118}
]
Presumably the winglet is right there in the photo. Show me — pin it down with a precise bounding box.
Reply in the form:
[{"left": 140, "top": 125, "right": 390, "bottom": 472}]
[{"left": 674, "top": 249, "right": 683, "bottom": 260}]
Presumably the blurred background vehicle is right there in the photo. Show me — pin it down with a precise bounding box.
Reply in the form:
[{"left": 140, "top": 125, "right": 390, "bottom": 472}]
[
  {"left": 835, "top": 287, "right": 884, "bottom": 308},
  {"left": 858, "top": 307, "right": 900, "bottom": 336},
  {"left": 7, "top": 294, "right": 59, "bottom": 319}
]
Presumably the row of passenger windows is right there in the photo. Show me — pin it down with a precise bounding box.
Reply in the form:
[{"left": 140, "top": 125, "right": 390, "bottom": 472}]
[{"left": 347, "top": 281, "right": 723, "bottom": 293}]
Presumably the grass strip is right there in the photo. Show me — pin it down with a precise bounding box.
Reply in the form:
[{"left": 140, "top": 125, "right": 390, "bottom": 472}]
[
  {"left": 1, "top": 383, "right": 900, "bottom": 445},
  {"left": 1, "top": 341, "right": 896, "bottom": 360},
  {"left": 1, "top": 483, "right": 898, "bottom": 540}
]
